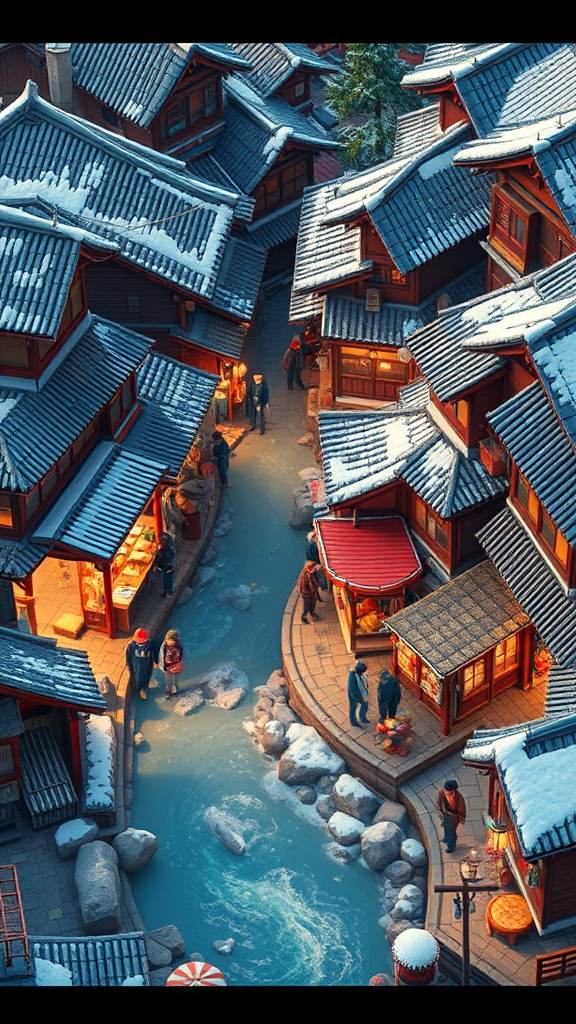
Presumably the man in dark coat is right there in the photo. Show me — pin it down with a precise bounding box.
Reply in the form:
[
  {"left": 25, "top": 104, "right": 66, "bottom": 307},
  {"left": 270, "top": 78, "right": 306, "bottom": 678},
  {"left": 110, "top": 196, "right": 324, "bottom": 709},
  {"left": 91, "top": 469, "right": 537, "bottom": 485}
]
[
  {"left": 153, "top": 532, "right": 176, "bottom": 597},
  {"left": 126, "top": 628, "right": 157, "bottom": 700},
  {"left": 246, "top": 372, "right": 270, "bottom": 434},
  {"left": 212, "top": 431, "right": 231, "bottom": 487},
  {"left": 437, "top": 779, "right": 467, "bottom": 853},
  {"left": 282, "top": 337, "right": 305, "bottom": 390},
  {"left": 377, "top": 670, "right": 402, "bottom": 724},
  {"left": 347, "top": 661, "right": 370, "bottom": 726}
]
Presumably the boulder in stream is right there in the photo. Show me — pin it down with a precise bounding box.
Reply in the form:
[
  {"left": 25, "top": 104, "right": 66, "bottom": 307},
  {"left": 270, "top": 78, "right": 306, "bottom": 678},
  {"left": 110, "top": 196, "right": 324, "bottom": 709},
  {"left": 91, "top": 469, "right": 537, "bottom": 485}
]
[{"left": 204, "top": 807, "right": 246, "bottom": 856}]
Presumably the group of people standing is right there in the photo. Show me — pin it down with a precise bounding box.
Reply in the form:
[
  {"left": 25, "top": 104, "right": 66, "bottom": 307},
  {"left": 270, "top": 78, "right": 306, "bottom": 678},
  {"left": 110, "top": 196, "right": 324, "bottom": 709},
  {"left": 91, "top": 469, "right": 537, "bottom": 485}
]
[{"left": 125, "top": 626, "right": 185, "bottom": 701}]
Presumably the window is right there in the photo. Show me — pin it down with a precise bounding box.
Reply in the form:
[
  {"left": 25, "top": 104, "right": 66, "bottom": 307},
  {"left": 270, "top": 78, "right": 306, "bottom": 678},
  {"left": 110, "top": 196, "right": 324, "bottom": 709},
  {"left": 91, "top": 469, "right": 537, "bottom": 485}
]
[
  {"left": 102, "top": 105, "right": 119, "bottom": 127},
  {"left": 462, "top": 658, "right": 486, "bottom": 696},
  {"left": 164, "top": 99, "right": 187, "bottom": 137},
  {"left": 0, "top": 336, "right": 29, "bottom": 368},
  {"left": 294, "top": 81, "right": 305, "bottom": 98},
  {"left": 414, "top": 498, "right": 448, "bottom": 550},
  {"left": 189, "top": 84, "right": 218, "bottom": 124},
  {"left": 126, "top": 296, "right": 141, "bottom": 314},
  {"left": 0, "top": 494, "right": 13, "bottom": 528},
  {"left": 0, "top": 743, "right": 14, "bottom": 778},
  {"left": 514, "top": 471, "right": 539, "bottom": 523},
  {"left": 491, "top": 185, "right": 537, "bottom": 272},
  {"left": 494, "top": 635, "right": 519, "bottom": 678},
  {"left": 452, "top": 400, "right": 469, "bottom": 428}
]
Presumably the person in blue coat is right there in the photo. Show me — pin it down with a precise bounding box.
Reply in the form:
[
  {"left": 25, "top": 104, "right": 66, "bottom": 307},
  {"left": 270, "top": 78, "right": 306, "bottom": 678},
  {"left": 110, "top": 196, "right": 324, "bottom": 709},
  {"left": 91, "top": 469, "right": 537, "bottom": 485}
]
[
  {"left": 347, "top": 661, "right": 370, "bottom": 726},
  {"left": 377, "top": 670, "right": 402, "bottom": 724},
  {"left": 126, "top": 628, "right": 158, "bottom": 700},
  {"left": 212, "top": 431, "right": 231, "bottom": 487}
]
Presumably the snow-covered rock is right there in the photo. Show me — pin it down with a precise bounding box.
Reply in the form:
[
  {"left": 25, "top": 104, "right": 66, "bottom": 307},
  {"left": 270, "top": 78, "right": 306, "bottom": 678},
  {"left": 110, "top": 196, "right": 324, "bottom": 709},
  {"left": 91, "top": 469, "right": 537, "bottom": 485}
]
[
  {"left": 147, "top": 925, "right": 186, "bottom": 962},
  {"left": 361, "top": 820, "right": 405, "bottom": 872},
  {"left": 209, "top": 687, "right": 246, "bottom": 710},
  {"left": 199, "top": 662, "right": 249, "bottom": 700},
  {"left": 332, "top": 773, "right": 380, "bottom": 824},
  {"left": 204, "top": 807, "right": 246, "bottom": 856},
  {"left": 278, "top": 725, "right": 345, "bottom": 785},
  {"left": 294, "top": 786, "right": 316, "bottom": 805},
  {"left": 112, "top": 828, "right": 158, "bottom": 874},
  {"left": 74, "top": 841, "right": 123, "bottom": 935},
  {"left": 213, "top": 938, "right": 234, "bottom": 955},
  {"left": 174, "top": 690, "right": 205, "bottom": 716},
  {"left": 327, "top": 811, "right": 366, "bottom": 847},
  {"left": 271, "top": 701, "right": 300, "bottom": 728},
  {"left": 192, "top": 566, "right": 217, "bottom": 588},
  {"left": 316, "top": 794, "right": 336, "bottom": 821},
  {"left": 255, "top": 719, "right": 287, "bottom": 757},
  {"left": 327, "top": 842, "right": 362, "bottom": 864},
  {"left": 54, "top": 817, "right": 99, "bottom": 860},
  {"left": 400, "top": 838, "right": 427, "bottom": 869}
]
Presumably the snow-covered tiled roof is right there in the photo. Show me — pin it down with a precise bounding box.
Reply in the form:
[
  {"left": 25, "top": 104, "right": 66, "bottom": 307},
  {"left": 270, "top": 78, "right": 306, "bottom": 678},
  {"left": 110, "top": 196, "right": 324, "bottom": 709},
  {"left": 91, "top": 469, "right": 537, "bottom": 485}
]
[
  {"left": 0, "top": 313, "right": 151, "bottom": 491},
  {"left": 461, "top": 712, "right": 576, "bottom": 859},
  {"left": 0, "top": 537, "right": 47, "bottom": 578},
  {"left": 210, "top": 76, "right": 339, "bottom": 196},
  {"left": 0, "top": 203, "right": 116, "bottom": 336},
  {"left": 70, "top": 43, "right": 251, "bottom": 130},
  {"left": 31, "top": 441, "right": 167, "bottom": 561},
  {"left": 487, "top": 381, "right": 576, "bottom": 544},
  {"left": 321, "top": 294, "right": 434, "bottom": 348},
  {"left": 226, "top": 43, "right": 339, "bottom": 99},
  {"left": 478, "top": 504, "right": 576, "bottom": 667},
  {"left": 529, "top": 306, "right": 576, "bottom": 445},
  {"left": 400, "top": 43, "right": 517, "bottom": 91},
  {"left": 32, "top": 933, "right": 149, "bottom": 987},
  {"left": 0, "top": 82, "right": 263, "bottom": 321},
  {"left": 122, "top": 352, "right": 218, "bottom": 476},
  {"left": 385, "top": 559, "right": 530, "bottom": 677},
  {"left": 170, "top": 306, "right": 248, "bottom": 361},
  {"left": 317, "top": 402, "right": 506, "bottom": 516},
  {"left": 0, "top": 625, "right": 106, "bottom": 711},
  {"left": 393, "top": 102, "right": 443, "bottom": 160}
]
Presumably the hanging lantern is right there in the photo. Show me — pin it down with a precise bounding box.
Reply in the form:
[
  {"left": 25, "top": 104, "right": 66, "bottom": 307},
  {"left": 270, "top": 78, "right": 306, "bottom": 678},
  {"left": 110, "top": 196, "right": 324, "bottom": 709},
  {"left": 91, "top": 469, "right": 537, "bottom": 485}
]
[{"left": 488, "top": 819, "right": 508, "bottom": 853}]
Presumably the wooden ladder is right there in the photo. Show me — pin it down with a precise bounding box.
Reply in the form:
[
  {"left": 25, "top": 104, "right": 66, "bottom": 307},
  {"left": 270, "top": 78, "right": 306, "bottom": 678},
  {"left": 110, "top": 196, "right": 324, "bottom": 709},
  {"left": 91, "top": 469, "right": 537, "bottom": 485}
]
[{"left": 0, "top": 865, "right": 29, "bottom": 969}]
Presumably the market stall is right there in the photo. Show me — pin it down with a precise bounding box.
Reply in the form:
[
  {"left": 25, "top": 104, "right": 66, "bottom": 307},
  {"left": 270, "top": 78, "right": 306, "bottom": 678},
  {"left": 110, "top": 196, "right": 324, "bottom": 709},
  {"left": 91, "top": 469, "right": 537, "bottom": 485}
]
[{"left": 315, "top": 515, "right": 423, "bottom": 655}]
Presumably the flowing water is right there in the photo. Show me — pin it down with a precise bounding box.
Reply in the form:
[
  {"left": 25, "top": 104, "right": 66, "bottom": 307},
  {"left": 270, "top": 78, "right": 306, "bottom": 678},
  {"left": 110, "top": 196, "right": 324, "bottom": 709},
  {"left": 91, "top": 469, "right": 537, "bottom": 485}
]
[{"left": 129, "top": 331, "right": 396, "bottom": 986}]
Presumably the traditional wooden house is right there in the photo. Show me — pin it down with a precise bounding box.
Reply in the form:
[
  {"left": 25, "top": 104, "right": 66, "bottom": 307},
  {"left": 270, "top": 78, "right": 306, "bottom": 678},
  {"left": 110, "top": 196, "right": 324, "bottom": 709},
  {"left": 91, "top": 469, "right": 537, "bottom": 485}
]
[
  {"left": 0, "top": 80, "right": 265, "bottom": 400},
  {"left": 0, "top": 629, "right": 107, "bottom": 832},
  {"left": 0, "top": 203, "right": 218, "bottom": 640},
  {"left": 226, "top": 43, "right": 340, "bottom": 116},
  {"left": 462, "top": 691, "right": 576, "bottom": 935},
  {"left": 0, "top": 43, "right": 252, "bottom": 161},
  {"left": 384, "top": 560, "right": 532, "bottom": 733},
  {"left": 290, "top": 121, "right": 492, "bottom": 406},
  {"left": 401, "top": 42, "right": 576, "bottom": 289}
]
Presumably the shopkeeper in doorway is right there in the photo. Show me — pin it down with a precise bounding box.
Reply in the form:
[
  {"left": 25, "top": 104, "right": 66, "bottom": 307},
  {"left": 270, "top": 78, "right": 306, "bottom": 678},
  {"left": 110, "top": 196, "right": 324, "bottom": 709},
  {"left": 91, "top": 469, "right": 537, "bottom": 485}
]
[{"left": 154, "top": 532, "right": 176, "bottom": 598}]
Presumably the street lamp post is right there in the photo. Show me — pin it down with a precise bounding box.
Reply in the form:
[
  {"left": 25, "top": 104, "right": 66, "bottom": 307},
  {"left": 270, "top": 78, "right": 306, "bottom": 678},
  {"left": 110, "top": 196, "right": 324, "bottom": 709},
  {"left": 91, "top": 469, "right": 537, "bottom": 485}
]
[{"left": 434, "top": 848, "right": 499, "bottom": 986}]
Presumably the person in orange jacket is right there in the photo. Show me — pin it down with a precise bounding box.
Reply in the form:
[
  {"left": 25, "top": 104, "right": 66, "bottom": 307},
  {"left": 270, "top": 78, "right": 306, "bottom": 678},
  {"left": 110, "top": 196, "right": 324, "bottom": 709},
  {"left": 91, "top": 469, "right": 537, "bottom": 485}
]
[{"left": 437, "top": 779, "right": 467, "bottom": 853}]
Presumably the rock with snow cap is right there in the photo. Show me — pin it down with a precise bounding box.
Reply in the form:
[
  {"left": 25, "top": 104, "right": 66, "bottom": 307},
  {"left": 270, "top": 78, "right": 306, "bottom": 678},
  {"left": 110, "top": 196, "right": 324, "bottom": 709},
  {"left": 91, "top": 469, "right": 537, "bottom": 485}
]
[
  {"left": 383, "top": 859, "right": 413, "bottom": 886},
  {"left": 213, "top": 937, "right": 235, "bottom": 955},
  {"left": 331, "top": 773, "right": 380, "bottom": 824},
  {"left": 173, "top": 690, "right": 205, "bottom": 716},
  {"left": 316, "top": 794, "right": 336, "bottom": 821},
  {"left": 255, "top": 719, "right": 288, "bottom": 757},
  {"left": 400, "top": 838, "right": 427, "bottom": 869},
  {"left": 294, "top": 785, "right": 316, "bottom": 805},
  {"left": 373, "top": 799, "right": 410, "bottom": 833},
  {"left": 327, "top": 811, "right": 366, "bottom": 847},
  {"left": 277, "top": 724, "right": 345, "bottom": 786},
  {"left": 199, "top": 662, "right": 249, "bottom": 700},
  {"left": 327, "top": 841, "right": 362, "bottom": 864},
  {"left": 204, "top": 807, "right": 246, "bottom": 856},
  {"left": 54, "top": 817, "right": 99, "bottom": 860}
]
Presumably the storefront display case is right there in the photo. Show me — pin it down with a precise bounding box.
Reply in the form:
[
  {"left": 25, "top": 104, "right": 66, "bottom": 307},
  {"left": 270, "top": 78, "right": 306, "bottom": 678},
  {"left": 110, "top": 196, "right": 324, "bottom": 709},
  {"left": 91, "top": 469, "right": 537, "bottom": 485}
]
[
  {"left": 333, "top": 585, "right": 405, "bottom": 655},
  {"left": 78, "top": 514, "right": 157, "bottom": 633}
]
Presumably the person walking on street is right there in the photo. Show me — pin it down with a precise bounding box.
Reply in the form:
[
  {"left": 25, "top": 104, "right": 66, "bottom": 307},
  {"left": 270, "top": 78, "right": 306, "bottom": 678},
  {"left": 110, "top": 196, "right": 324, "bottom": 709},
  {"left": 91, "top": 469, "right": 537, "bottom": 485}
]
[
  {"left": 126, "top": 628, "right": 157, "bottom": 700},
  {"left": 247, "top": 372, "right": 270, "bottom": 434},
  {"left": 158, "top": 628, "right": 184, "bottom": 699},
  {"left": 305, "top": 529, "right": 319, "bottom": 563},
  {"left": 282, "top": 337, "right": 305, "bottom": 390},
  {"left": 153, "top": 531, "right": 176, "bottom": 598},
  {"left": 298, "top": 559, "right": 322, "bottom": 624},
  {"left": 437, "top": 779, "right": 467, "bottom": 853},
  {"left": 347, "top": 661, "right": 370, "bottom": 726},
  {"left": 212, "top": 430, "right": 231, "bottom": 487},
  {"left": 377, "top": 669, "right": 402, "bottom": 724}
]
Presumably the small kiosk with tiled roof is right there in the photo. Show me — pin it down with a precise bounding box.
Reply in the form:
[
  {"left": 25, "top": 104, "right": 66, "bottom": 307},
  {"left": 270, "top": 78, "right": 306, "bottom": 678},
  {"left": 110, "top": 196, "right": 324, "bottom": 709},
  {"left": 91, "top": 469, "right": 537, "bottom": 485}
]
[{"left": 385, "top": 560, "right": 533, "bottom": 734}]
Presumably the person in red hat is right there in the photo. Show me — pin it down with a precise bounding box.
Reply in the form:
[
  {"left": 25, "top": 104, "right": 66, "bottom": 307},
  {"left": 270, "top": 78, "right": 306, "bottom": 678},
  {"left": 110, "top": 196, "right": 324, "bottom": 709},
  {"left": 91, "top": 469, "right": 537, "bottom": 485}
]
[
  {"left": 282, "top": 337, "right": 306, "bottom": 391},
  {"left": 125, "top": 628, "right": 157, "bottom": 700}
]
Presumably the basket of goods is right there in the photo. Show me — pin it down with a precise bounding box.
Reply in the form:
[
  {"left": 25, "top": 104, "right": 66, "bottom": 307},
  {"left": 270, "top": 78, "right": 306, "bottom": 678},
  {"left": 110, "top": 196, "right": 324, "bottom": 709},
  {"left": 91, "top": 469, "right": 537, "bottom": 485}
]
[
  {"left": 377, "top": 710, "right": 413, "bottom": 756},
  {"left": 356, "top": 598, "right": 378, "bottom": 617},
  {"left": 356, "top": 611, "right": 382, "bottom": 633}
]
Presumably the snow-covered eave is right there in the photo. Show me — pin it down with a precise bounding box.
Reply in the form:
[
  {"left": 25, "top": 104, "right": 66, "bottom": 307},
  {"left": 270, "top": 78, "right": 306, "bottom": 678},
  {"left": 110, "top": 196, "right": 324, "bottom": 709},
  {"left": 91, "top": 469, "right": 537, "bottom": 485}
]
[
  {"left": 0, "top": 82, "right": 243, "bottom": 214},
  {"left": 293, "top": 260, "right": 372, "bottom": 297},
  {"left": 401, "top": 43, "right": 522, "bottom": 90}
]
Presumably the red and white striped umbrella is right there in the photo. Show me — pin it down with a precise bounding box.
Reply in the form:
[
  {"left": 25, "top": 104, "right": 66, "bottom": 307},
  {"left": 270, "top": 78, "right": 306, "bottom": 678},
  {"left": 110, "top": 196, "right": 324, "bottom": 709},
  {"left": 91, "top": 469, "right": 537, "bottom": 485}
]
[{"left": 166, "top": 961, "right": 227, "bottom": 986}]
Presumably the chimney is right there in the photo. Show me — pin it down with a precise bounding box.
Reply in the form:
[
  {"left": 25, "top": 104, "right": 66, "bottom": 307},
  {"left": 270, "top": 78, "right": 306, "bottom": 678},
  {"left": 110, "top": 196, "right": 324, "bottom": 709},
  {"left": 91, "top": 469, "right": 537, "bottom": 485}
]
[{"left": 45, "top": 44, "right": 74, "bottom": 113}]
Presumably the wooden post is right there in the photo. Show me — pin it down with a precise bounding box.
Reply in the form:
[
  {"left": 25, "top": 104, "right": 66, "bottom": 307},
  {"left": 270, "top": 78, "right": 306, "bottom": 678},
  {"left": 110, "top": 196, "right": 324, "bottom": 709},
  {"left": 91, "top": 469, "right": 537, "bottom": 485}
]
[
  {"left": 102, "top": 562, "right": 115, "bottom": 639},
  {"left": 435, "top": 881, "right": 499, "bottom": 984},
  {"left": 67, "top": 709, "right": 83, "bottom": 796},
  {"left": 441, "top": 677, "right": 451, "bottom": 736},
  {"left": 153, "top": 484, "right": 164, "bottom": 541}
]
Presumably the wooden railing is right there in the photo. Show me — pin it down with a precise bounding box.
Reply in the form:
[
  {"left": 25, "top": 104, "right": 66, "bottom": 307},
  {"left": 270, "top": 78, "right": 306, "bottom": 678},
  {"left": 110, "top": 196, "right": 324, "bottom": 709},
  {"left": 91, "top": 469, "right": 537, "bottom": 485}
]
[{"left": 535, "top": 946, "right": 576, "bottom": 985}]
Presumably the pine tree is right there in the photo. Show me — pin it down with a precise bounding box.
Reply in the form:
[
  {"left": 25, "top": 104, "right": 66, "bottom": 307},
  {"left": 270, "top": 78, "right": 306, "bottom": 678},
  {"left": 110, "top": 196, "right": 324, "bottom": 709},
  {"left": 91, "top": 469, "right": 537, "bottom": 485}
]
[{"left": 326, "top": 43, "right": 426, "bottom": 169}]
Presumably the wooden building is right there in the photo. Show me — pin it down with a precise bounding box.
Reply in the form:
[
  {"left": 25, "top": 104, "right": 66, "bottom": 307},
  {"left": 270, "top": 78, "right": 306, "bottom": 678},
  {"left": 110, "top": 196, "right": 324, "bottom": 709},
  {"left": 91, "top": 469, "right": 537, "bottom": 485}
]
[
  {"left": 462, "top": 691, "right": 576, "bottom": 934},
  {"left": 384, "top": 560, "right": 532, "bottom": 734},
  {"left": 290, "top": 121, "right": 491, "bottom": 407},
  {"left": 0, "top": 629, "right": 107, "bottom": 832},
  {"left": 0, "top": 203, "right": 218, "bottom": 640}
]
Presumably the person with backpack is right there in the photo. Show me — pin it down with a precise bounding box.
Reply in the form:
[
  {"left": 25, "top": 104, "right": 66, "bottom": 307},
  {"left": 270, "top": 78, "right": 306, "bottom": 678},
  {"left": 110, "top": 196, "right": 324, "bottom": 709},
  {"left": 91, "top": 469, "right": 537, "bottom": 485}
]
[{"left": 158, "top": 628, "right": 184, "bottom": 699}]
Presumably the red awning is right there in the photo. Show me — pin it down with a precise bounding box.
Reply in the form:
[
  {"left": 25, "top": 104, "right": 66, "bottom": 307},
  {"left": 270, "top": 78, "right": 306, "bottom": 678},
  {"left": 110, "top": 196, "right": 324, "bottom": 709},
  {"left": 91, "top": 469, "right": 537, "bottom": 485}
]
[{"left": 315, "top": 516, "right": 422, "bottom": 594}]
